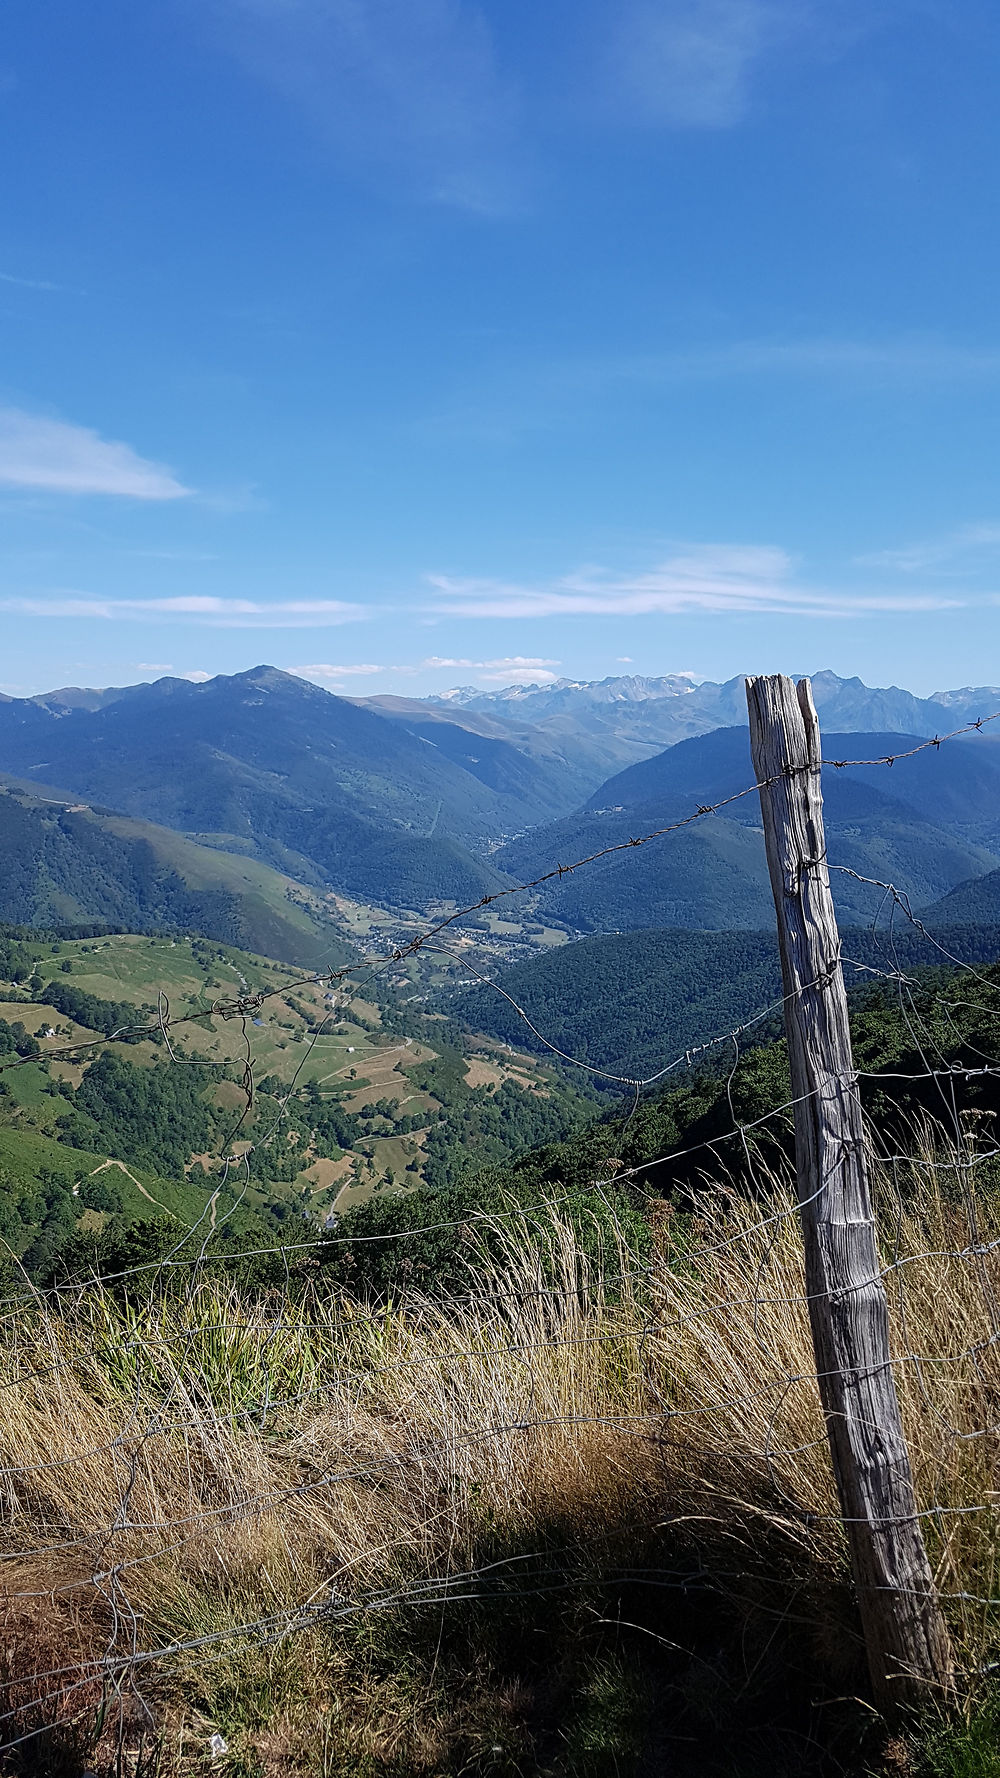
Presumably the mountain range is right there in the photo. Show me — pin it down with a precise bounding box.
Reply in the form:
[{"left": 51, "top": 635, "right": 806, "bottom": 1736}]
[
  {"left": 0, "top": 667, "right": 545, "bottom": 909},
  {"left": 2, "top": 665, "right": 1000, "bottom": 933},
  {"left": 492, "top": 725, "right": 1000, "bottom": 931},
  {"left": 402, "top": 669, "right": 1000, "bottom": 775}
]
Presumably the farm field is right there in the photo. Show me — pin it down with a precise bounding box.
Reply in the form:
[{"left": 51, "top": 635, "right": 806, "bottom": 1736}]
[{"left": 0, "top": 926, "right": 591, "bottom": 1266}]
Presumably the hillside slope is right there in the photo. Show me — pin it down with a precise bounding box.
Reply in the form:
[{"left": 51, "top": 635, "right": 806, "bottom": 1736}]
[
  {"left": 587, "top": 724, "right": 1000, "bottom": 848},
  {"left": 920, "top": 868, "right": 1000, "bottom": 926},
  {"left": 353, "top": 694, "right": 611, "bottom": 806},
  {"left": 491, "top": 727, "right": 1000, "bottom": 933},
  {"left": 0, "top": 782, "right": 357, "bottom": 967},
  {"left": 452, "top": 921, "right": 1000, "bottom": 1083},
  {"left": 0, "top": 926, "right": 591, "bottom": 1274},
  {"left": 0, "top": 667, "right": 567, "bottom": 906}
]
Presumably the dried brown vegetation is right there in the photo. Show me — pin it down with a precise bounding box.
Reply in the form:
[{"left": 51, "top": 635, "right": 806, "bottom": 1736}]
[{"left": 0, "top": 1157, "right": 998, "bottom": 1774}]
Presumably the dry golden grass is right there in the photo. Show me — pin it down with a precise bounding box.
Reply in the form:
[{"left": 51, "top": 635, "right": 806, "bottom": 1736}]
[{"left": 0, "top": 1156, "right": 999, "bottom": 1772}]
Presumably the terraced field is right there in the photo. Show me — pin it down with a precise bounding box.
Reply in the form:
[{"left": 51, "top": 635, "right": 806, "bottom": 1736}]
[{"left": 0, "top": 927, "right": 590, "bottom": 1269}]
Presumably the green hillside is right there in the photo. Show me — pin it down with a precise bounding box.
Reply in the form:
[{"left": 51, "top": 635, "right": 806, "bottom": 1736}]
[
  {"left": 450, "top": 921, "right": 1000, "bottom": 1085},
  {"left": 331, "top": 951, "right": 1000, "bottom": 1299},
  {"left": 585, "top": 724, "right": 1000, "bottom": 846},
  {"left": 921, "top": 866, "right": 1000, "bottom": 925},
  {"left": 0, "top": 926, "right": 591, "bottom": 1277},
  {"left": 488, "top": 725, "right": 1000, "bottom": 936},
  {"left": 0, "top": 781, "right": 359, "bottom": 967},
  {"left": 0, "top": 667, "right": 550, "bottom": 907},
  {"left": 495, "top": 775, "right": 998, "bottom": 933}
]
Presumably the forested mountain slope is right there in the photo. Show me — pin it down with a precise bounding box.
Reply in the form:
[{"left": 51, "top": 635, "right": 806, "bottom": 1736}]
[
  {"left": 492, "top": 728, "right": 1000, "bottom": 932},
  {"left": 451, "top": 921, "right": 1000, "bottom": 1084},
  {"left": 353, "top": 694, "right": 612, "bottom": 805},
  {"left": 0, "top": 782, "right": 357, "bottom": 967},
  {"left": 922, "top": 868, "right": 1000, "bottom": 925},
  {"left": 0, "top": 667, "right": 574, "bottom": 907},
  {"left": 587, "top": 724, "right": 1000, "bottom": 848},
  {"left": 336, "top": 952, "right": 1000, "bottom": 1297}
]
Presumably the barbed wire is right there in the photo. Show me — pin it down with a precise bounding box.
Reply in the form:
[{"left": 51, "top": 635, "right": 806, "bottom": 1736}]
[
  {"left": 4, "top": 707, "right": 997, "bottom": 1081},
  {"left": 2, "top": 703, "right": 1000, "bottom": 1758}
]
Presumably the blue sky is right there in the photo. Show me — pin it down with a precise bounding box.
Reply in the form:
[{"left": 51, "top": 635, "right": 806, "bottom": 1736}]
[{"left": 2, "top": 0, "right": 999, "bottom": 699}]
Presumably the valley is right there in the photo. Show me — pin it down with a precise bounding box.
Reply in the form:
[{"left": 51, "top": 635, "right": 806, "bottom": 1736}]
[
  {"left": 0, "top": 925, "right": 592, "bottom": 1277},
  {"left": 4, "top": 665, "right": 1000, "bottom": 1776},
  {"left": 8, "top": 21, "right": 998, "bottom": 1765}
]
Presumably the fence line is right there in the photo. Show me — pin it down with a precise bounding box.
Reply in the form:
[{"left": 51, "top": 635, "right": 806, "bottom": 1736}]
[{"left": 2, "top": 691, "right": 1000, "bottom": 1756}]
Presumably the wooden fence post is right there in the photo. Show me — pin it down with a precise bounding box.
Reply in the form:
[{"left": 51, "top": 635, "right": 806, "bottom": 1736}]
[{"left": 745, "top": 673, "right": 952, "bottom": 1711}]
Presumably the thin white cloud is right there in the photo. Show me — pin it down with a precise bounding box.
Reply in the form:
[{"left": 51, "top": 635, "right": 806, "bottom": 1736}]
[
  {"left": 480, "top": 666, "right": 559, "bottom": 685},
  {"left": 291, "top": 662, "right": 388, "bottom": 679},
  {"left": 635, "top": 340, "right": 1000, "bottom": 380},
  {"left": 856, "top": 524, "right": 1000, "bottom": 575},
  {"left": 0, "top": 272, "right": 63, "bottom": 292},
  {"left": 606, "top": 0, "right": 883, "bottom": 131},
  {"left": 0, "top": 408, "right": 191, "bottom": 499},
  {"left": 1, "top": 594, "right": 367, "bottom": 628},
  {"left": 292, "top": 654, "right": 561, "bottom": 688},
  {"left": 611, "top": 0, "right": 782, "bottom": 128},
  {"left": 423, "top": 336, "right": 1000, "bottom": 446},
  {"left": 680, "top": 340, "right": 1000, "bottom": 379},
  {"left": 421, "top": 654, "right": 559, "bottom": 670},
  {"left": 425, "top": 544, "right": 963, "bottom": 620},
  {"left": 135, "top": 664, "right": 212, "bottom": 682},
  {"left": 215, "top": 0, "right": 518, "bottom": 212}
]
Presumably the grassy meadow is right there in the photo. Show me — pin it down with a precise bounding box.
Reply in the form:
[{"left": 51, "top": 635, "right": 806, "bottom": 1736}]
[
  {"left": 0, "top": 929, "right": 584, "bottom": 1251},
  {"left": 0, "top": 1155, "right": 999, "bottom": 1776}
]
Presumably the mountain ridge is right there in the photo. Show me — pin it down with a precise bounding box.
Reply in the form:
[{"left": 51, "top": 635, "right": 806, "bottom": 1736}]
[
  {"left": 493, "top": 725, "right": 1000, "bottom": 934},
  {"left": 0, "top": 667, "right": 556, "bottom": 909},
  {"left": 6, "top": 667, "right": 1000, "bottom": 933}
]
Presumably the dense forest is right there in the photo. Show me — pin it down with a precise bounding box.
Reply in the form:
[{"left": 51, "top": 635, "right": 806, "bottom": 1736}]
[
  {"left": 453, "top": 920, "right": 1000, "bottom": 1083},
  {"left": 322, "top": 959, "right": 1000, "bottom": 1297}
]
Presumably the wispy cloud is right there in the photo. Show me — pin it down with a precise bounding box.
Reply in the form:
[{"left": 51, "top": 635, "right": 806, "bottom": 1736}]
[
  {"left": 291, "top": 662, "right": 388, "bottom": 679},
  {"left": 856, "top": 524, "right": 1000, "bottom": 575},
  {"left": 605, "top": 0, "right": 883, "bottom": 131},
  {"left": 419, "top": 654, "right": 561, "bottom": 683},
  {"left": 421, "top": 654, "right": 559, "bottom": 671},
  {"left": 215, "top": 0, "right": 518, "bottom": 212},
  {"left": 641, "top": 339, "right": 1000, "bottom": 380},
  {"left": 424, "top": 336, "right": 1000, "bottom": 445},
  {"left": 426, "top": 544, "right": 963, "bottom": 620},
  {"left": 292, "top": 654, "right": 561, "bottom": 687},
  {"left": 207, "top": 0, "right": 889, "bottom": 227},
  {"left": 610, "top": 0, "right": 786, "bottom": 128},
  {"left": 0, "top": 271, "right": 64, "bottom": 292},
  {"left": 481, "top": 665, "right": 559, "bottom": 684},
  {"left": 1, "top": 595, "right": 367, "bottom": 628},
  {"left": 0, "top": 408, "right": 191, "bottom": 499},
  {"left": 135, "top": 663, "right": 213, "bottom": 682}
]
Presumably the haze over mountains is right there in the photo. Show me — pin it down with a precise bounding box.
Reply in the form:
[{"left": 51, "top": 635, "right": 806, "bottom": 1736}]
[
  {"left": 383, "top": 670, "right": 1000, "bottom": 776},
  {"left": 2, "top": 665, "right": 1000, "bottom": 942}
]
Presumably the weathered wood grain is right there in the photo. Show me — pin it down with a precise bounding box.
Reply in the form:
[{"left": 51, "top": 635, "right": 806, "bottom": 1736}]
[{"left": 746, "top": 673, "right": 952, "bottom": 1710}]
